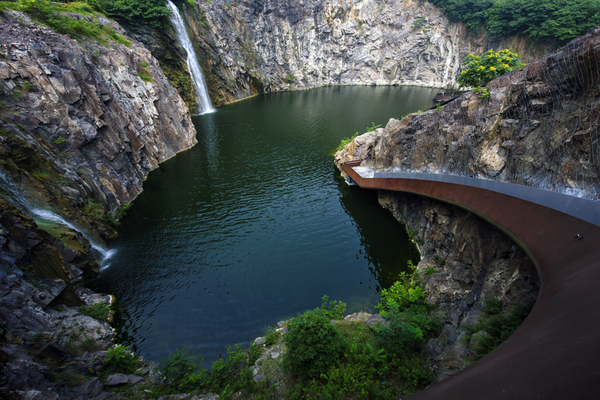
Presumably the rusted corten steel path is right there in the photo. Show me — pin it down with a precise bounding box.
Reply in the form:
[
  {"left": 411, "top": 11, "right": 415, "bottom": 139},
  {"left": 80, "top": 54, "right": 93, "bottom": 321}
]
[{"left": 342, "top": 160, "right": 600, "bottom": 399}]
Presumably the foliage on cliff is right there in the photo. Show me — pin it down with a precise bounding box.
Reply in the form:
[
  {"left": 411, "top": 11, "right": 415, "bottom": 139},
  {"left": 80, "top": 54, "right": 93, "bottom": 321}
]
[
  {"left": 93, "top": 0, "right": 171, "bottom": 30},
  {"left": 458, "top": 49, "right": 525, "bottom": 87},
  {"left": 424, "top": 0, "right": 600, "bottom": 43}
]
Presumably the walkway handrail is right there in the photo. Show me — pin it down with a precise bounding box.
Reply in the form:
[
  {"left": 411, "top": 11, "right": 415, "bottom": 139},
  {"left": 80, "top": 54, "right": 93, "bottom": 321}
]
[{"left": 342, "top": 161, "right": 600, "bottom": 399}]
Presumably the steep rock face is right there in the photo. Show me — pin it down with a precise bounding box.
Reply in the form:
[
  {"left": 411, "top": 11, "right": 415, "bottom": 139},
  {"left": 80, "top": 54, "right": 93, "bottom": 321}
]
[
  {"left": 130, "top": 26, "right": 199, "bottom": 112},
  {"left": 176, "top": 0, "right": 554, "bottom": 106},
  {"left": 337, "top": 30, "right": 600, "bottom": 199},
  {"left": 0, "top": 200, "right": 116, "bottom": 399},
  {"left": 334, "top": 29, "right": 600, "bottom": 382},
  {"left": 0, "top": 11, "right": 197, "bottom": 237}
]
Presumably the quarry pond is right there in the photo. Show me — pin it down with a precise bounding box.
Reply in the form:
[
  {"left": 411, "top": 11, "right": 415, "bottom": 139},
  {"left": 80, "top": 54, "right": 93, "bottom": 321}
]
[{"left": 90, "top": 85, "right": 439, "bottom": 365}]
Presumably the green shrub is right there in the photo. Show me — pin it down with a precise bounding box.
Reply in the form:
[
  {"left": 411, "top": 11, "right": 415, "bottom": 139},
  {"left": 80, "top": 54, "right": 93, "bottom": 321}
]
[
  {"left": 458, "top": 49, "right": 525, "bottom": 87},
  {"left": 157, "top": 346, "right": 202, "bottom": 385},
  {"left": 247, "top": 343, "right": 263, "bottom": 365},
  {"left": 104, "top": 345, "right": 140, "bottom": 374},
  {"left": 79, "top": 336, "right": 99, "bottom": 351},
  {"left": 95, "top": 0, "right": 172, "bottom": 31},
  {"left": 282, "top": 308, "right": 347, "bottom": 380},
  {"left": 426, "top": 0, "right": 600, "bottom": 44},
  {"left": 375, "top": 262, "right": 440, "bottom": 358},
  {"left": 319, "top": 294, "right": 346, "bottom": 320},
  {"left": 264, "top": 328, "right": 279, "bottom": 347},
  {"left": 205, "top": 344, "right": 246, "bottom": 392},
  {"left": 377, "top": 279, "right": 427, "bottom": 314},
  {"left": 79, "top": 302, "right": 110, "bottom": 320}
]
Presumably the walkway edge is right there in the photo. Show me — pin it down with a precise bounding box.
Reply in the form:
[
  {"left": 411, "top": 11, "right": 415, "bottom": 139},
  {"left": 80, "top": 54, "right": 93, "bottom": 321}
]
[{"left": 342, "top": 161, "right": 600, "bottom": 399}]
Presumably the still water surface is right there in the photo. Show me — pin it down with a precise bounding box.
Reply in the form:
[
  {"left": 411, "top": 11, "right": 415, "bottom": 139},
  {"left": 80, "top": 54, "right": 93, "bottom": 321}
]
[{"left": 91, "top": 86, "right": 438, "bottom": 365}]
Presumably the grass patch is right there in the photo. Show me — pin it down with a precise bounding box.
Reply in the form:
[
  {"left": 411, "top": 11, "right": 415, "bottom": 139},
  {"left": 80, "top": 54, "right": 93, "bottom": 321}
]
[
  {"left": 461, "top": 297, "right": 534, "bottom": 360},
  {"left": 6, "top": 0, "right": 132, "bottom": 47},
  {"left": 79, "top": 302, "right": 110, "bottom": 321},
  {"left": 138, "top": 70, "right": 153, "bottom": 82},
  {"left": 335, "top": 132, "right": 359, "bottom": 153}
]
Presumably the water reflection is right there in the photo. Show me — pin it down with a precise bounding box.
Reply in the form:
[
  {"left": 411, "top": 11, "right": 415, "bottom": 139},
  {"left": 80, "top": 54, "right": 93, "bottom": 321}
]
[{"left": 91, "top": 86, "right": 437, "bottom": 366}]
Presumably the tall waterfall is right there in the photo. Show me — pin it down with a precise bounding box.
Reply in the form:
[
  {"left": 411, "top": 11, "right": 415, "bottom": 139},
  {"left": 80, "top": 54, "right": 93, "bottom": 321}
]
[
  {"left": 0, "top": 171, "right": 115, "bottom": 267},
  {"left": 167, "top": 0, "right": 215, "bottom": 115}
]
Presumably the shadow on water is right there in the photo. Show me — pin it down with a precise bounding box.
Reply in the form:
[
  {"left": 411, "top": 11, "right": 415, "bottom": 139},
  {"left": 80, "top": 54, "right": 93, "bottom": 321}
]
[
  {"left": 90, "top": 85, "right": 437, "bottom": 366},
  {"left": 334, "top": 170, "right": 421, "bottom": 291}
]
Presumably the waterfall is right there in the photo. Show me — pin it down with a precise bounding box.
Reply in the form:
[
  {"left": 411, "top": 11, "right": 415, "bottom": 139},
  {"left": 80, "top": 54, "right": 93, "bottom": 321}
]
[
  {"left": 0, "top": 171, "right": 115, "bottom": 267},
  {"left": 167, "top": 0, "right": 215, "bottom": 115}
]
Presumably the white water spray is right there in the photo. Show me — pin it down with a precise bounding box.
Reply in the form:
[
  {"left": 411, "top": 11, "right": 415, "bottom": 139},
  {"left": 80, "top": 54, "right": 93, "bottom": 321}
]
[
  {"left": 166, "top": 0, "right": 215, "bottom": 115},
  {"left": 0, "top": 171, "right": 115, "bottom": 267}
]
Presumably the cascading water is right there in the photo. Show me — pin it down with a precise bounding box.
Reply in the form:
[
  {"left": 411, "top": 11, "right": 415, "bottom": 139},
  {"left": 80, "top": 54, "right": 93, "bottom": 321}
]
[
  {"left": 166, "top": 0, "right": 215, "bottom": 115},
  {"left": 0, "top": 170, "right": 115, "bottom": 267}
]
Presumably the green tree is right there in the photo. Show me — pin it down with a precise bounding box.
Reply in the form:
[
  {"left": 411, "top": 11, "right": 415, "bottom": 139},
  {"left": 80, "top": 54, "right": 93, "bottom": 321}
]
[{"left": 458, "top": 49, "right": 525, "bottom": 87}]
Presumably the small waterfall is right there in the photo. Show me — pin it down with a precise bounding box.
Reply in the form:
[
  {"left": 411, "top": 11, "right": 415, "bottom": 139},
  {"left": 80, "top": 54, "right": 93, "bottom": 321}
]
[
  {"left": 167, "top": 0, "right": 215, "bottom": 115},
  {"left": 0, "top": 171, "right": 115, "bottom": 267}
]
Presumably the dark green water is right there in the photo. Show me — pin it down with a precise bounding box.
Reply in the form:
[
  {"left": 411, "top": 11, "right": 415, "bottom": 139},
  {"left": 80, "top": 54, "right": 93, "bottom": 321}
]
[{"left": 91, "top": 85, "right": 437, "bottom": 366}]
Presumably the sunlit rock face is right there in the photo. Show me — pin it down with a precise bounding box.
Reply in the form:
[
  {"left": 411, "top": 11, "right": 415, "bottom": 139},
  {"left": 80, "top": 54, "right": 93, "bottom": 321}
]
[{"left": 178, "top": 0, "right": 553, "bottom": 106}]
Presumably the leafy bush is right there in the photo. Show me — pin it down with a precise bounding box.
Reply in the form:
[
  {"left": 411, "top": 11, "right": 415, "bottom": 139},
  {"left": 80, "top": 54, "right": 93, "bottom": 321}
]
[
  {"left": 282, "top": 308, "right": 347, "bottom": 380},
  {"left": 8, "top": 0, "right": 132, "bottom": 45},
  {"left": 458, "top": 49, "right": 525, "bottom": 87},
  {"left": 264, "top": 328, "right": 279, "bottom": 346},
  {"left": 205, "top": 344, "right": 246, "bottom": 392},
  {"left": 104, "top": 345, "right": 141, "bottom": 374},
  {"left": 375, "top": 262, "right": 440, "bottom": 358},
  {"left": 157, "top": 346, "right": 202, "bottom": 386},
  {"left": 376, "top": 274, "right": 427, "bottom": 314},
  {"left": 319, "top": 294, "right": 346, "bottom": 320},
  {"left": 83, "top": 199, "right": 104, "bottom": 222}
]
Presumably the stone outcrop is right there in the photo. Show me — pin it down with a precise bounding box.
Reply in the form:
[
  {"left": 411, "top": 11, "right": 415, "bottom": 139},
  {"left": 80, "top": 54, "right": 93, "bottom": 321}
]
[
  {"left": 336, "top": 29, "right": 600, "bottom": 199},
  {"left": 333, "top": 29, "right": 600, "bottom": 381},
  {"left": 0, "top": 200, "right": 111, "bottom": 398},
  {"left": 329, "top": 19, "right": 600, "bottom": 386},
  {"left": 0, "top": 10, "right": 197, "bottom": 238},
  {"left": 168, "top": 0, "right": 555, "bottom": 106}
]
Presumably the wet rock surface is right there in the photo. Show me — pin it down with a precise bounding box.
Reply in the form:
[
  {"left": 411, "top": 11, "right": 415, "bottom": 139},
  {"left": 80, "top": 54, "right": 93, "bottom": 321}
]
[{"left": 0, "top": 10, "right": 197, "bottom": 238}]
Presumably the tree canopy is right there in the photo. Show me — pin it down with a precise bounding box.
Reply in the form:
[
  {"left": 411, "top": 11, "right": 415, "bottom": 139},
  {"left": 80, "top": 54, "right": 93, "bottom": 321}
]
[{"left": 424, "top": 0, "right": 600, "bottom": 44}]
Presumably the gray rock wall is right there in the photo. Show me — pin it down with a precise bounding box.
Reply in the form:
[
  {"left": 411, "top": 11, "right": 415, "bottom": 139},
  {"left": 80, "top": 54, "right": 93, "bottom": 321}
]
[
  {"left": 0, "top": 11, "right": 197, "bottom": 235},
  {"left": 179, "top": 0, "right": 555, "bottom": 106}
]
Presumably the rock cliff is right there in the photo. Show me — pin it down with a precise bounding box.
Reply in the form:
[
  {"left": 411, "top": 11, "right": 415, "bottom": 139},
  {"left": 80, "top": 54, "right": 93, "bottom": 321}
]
[
  {"left": 331, "top": 24, "right": 600, "bottom": 385},
  {"left": 0, "top": 10, "right": 197, "bottom": 238},
  {"left": 336, "top": 29, "right": 600, "bottom": 199},
  {"left": 169, "top": 0, "right": 555, "bottom": 106}
]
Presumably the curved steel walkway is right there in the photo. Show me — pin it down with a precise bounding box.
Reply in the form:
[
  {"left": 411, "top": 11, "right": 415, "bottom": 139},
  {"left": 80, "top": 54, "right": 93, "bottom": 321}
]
[{"left": 342, "top": 160, "right": 600, "bottom": 399}]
